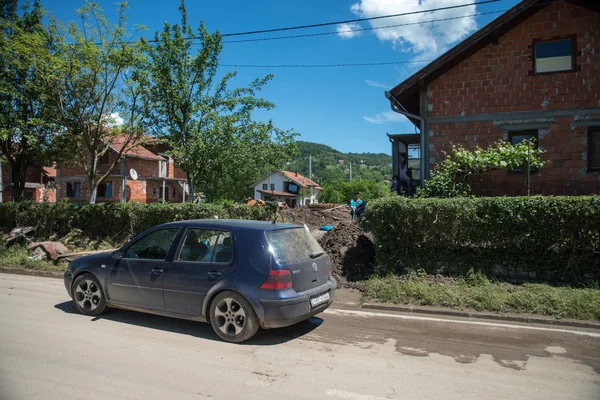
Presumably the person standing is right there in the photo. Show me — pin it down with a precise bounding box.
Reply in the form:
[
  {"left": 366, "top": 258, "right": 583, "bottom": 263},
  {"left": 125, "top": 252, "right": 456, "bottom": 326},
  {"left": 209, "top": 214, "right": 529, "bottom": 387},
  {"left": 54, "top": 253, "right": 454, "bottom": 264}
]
[{"left": 350, "top": 192, "right": 364, "bottom": 222}]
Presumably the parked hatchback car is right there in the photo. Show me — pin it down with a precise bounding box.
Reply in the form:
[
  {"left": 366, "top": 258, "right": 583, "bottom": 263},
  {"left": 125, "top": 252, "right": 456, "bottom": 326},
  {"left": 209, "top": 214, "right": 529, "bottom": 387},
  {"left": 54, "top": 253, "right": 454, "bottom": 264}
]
[{"left": 63, "top": 219, "right": 336, "bottom": 342}]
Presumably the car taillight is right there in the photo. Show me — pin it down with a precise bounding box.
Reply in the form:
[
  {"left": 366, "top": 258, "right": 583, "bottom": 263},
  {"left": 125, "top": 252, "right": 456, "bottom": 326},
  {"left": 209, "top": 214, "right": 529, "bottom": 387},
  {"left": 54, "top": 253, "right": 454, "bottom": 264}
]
[
  {"left": 328, "top": 268, "right": 332, "bottom": 277},
  {"left": 260, "top": 269, "right": 292, "bottom": 290}
]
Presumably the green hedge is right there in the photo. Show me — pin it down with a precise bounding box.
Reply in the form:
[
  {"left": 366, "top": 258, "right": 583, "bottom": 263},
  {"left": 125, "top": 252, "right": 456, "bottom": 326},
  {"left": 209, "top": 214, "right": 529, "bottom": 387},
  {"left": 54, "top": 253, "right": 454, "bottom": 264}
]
[
  {"left": 363, "top": 196, "right": 600, "bottom": 283},
  {"left": 0, "top": 201, "right": 266, "bottom": 243}
]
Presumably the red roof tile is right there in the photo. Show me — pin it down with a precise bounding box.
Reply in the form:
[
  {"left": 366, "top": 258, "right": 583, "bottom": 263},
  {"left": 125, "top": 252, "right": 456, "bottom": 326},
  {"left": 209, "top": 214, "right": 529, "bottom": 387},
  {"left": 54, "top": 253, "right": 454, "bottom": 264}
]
[
  {"left": 109, "top": 136, "right": 165, "bottom": 161},
  {"left": 43, "top": 166, "right": 57, "bottom": 177},
  {"left": 280, "top": 170, "right": 322, "bottom": 189}
]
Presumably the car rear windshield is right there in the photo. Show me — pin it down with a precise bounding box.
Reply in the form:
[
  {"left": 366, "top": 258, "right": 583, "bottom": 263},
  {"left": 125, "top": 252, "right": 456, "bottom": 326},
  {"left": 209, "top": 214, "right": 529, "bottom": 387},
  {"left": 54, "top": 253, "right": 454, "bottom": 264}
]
[{"left": 265, "top": 227, "right": 325, "bottom": 265}]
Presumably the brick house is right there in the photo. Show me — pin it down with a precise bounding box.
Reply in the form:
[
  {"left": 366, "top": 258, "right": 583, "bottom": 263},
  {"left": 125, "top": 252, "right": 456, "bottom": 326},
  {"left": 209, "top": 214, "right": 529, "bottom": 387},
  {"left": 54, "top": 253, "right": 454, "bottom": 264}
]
[
  {"left": 0, "top": 161, "right": 56, "bottom": 203},
  {"left": 386, "top": 0, "right": 600, "bottom": 196},
  {"left": 56, "top": 137, "right": 189, "bottom": 203},
  {"left": 251, "top": 170, "right": 322, "bottom": 207}
]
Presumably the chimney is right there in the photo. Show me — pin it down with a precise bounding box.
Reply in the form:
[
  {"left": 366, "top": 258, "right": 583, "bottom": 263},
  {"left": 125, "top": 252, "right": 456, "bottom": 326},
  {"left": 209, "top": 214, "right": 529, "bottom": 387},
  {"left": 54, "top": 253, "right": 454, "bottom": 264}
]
[{"left": 295, "top": 171, "right": 298, "bottom": 177}]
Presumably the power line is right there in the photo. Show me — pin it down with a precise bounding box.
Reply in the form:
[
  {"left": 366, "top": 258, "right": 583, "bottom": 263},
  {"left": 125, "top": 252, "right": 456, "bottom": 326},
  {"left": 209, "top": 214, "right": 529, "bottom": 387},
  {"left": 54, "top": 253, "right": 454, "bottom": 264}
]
[
  {"left": 220, "top": 0, "right": 500, "bottom": 38},
  {"left": 220, "top": 60, "right": 434, "bottom": 68},
  {"left": 222, "top": 10, "right": 507, "bottom": 44},
  {"left": 75, "top": 1, "right": 501, "bottom": 46}
]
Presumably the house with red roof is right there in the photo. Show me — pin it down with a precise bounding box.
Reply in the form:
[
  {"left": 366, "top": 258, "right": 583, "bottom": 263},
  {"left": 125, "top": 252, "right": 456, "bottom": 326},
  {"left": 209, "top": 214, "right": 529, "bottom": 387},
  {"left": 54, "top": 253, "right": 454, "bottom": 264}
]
[
  {"left": 55, "top": 137, "right": 189, "bottom": 203},
  {"left": 251, "top": 170, "right": 322, "bottom": 207}
]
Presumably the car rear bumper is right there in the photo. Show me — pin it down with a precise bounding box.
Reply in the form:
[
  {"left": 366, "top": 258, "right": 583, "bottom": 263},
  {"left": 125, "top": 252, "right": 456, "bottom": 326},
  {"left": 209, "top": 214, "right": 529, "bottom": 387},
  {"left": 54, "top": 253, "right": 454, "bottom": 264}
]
[
  {"left": 259, "top": 278, "right": 336, "bottom": 329},
  {"left": 64, "top": 270, "right": 73, "bottom": 299}
]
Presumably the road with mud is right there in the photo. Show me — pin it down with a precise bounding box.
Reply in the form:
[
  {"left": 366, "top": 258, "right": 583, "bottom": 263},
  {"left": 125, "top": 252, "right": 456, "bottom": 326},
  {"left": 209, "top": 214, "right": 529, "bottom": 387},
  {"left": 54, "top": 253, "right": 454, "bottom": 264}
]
[{"left": 1, "top": 274, "right": 599, "bottom": 400}]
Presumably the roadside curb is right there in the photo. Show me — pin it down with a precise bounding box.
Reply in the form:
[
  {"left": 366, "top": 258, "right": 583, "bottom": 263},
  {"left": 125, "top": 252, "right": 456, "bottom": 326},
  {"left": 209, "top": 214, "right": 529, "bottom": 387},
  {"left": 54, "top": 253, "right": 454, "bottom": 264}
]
[
  {"left": 362, "top": 303, "right": 600, "bottom": 330},
  {"left": 0, "top": 268, "right": 63, "bottom": 279}
]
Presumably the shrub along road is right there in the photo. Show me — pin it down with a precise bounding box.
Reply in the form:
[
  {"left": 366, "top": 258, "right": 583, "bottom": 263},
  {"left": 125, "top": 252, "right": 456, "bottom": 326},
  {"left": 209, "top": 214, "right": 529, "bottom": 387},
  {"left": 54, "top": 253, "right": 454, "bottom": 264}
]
[{"left": 1, "top": 274, "right": 599, "bottom": 400}]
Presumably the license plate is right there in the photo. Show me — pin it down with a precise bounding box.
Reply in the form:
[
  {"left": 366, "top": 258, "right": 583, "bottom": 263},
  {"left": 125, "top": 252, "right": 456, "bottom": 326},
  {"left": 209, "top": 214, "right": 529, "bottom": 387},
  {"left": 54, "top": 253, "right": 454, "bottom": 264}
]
[{"left": 310, "top": 291, "right": 330, "bottom": 307}]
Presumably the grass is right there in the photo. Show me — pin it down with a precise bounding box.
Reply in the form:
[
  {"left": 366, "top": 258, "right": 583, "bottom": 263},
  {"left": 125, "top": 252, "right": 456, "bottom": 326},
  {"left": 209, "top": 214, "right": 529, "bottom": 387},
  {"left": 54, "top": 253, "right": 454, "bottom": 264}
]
[
  {"left": 364, "top": 270, "right": 600, "bottom": 321},
  {"left": 0, "top": 238, "right": 66, "bottom": 272}
]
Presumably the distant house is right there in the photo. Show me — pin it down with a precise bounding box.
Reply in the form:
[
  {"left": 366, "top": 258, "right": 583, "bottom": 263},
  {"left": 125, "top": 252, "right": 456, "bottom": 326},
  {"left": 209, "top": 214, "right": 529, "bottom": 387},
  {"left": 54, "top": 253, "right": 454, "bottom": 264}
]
[
  {"left": 0, "top": 161, "right": 56, "bottom": 203},
  {"left": 386, "top": 0, "right": 600, "bottom": 195},
  {"left": 251, "top": 170, "right": 322, "bottom": 207},
  {"left": 56, "top": 136, "right": 189, "bottom": 203}
]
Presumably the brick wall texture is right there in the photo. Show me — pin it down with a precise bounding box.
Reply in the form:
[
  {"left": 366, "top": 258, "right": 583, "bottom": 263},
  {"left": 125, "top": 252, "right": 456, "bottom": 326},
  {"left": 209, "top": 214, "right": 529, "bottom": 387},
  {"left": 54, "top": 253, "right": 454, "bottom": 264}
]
[
  {"left": 427, "top": 0, "right": 600, "bottom": 195},
  {"left": 56, "top": 150, "right": 186, "bottom": 203}
]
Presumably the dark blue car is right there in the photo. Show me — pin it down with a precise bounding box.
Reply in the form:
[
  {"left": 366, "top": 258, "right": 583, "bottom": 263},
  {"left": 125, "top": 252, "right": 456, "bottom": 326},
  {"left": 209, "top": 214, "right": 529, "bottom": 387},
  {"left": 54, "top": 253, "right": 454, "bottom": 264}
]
[{"left": 63, "top": 219, "right": 336, "bottom": 342}]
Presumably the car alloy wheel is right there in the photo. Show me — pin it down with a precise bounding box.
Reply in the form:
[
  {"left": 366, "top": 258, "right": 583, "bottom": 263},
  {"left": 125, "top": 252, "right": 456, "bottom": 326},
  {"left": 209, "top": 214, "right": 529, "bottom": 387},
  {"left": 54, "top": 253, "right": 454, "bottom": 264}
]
[
  {"left": 214, "top": 297, "right": 246, "bottom": 336},
  {"left": 209, "top": 291, "right": 259, "bottom": 343}
]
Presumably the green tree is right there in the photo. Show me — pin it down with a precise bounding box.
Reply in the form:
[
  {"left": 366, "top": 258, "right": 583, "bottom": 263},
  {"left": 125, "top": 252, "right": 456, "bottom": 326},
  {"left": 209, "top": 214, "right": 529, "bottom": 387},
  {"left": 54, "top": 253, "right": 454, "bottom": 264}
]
[
  {"left": 0, "top": 0, "right": 60, "bottom": 201},
  {"left": 50, "top": 1, "right": 148, "bottom": 204},
  {"left": 419, "top": 139, "right": 545, "bottom": 198},
  {"left": 320, "top": 179, "right": 390, "bottom": 204},
  {"left": 140, "top": 0, "right": 296, "bottom": 202}
]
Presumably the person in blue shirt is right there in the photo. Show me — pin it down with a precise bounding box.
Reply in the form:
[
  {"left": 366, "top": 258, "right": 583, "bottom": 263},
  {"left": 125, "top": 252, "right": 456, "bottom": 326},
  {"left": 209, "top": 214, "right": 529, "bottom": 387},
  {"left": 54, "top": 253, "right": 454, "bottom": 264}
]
[{"left": 350, "top": 192, "right": 364, "bottom": 222}]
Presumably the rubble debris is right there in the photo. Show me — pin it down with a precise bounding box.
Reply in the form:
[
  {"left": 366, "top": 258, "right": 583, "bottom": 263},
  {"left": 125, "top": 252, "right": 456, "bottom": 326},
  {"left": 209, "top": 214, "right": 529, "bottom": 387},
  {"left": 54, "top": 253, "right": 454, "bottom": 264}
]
[
  {"left": 29, "top": 247, "right": 47, "bottom": 261},
  {"left": 7, "top": 226, "right": 35, "bottom": 244},
  {"left": 27, "top": 241, "right": 70, "bottom": 261},
  {"left": 318, "top": 222, "right": 375, "bottom": 289},
  {"left": 57, "top": 249, "right": 116, "bottom": 263},
  {"left": 280, "top": 205, "right": 351, "bottom": 230}
]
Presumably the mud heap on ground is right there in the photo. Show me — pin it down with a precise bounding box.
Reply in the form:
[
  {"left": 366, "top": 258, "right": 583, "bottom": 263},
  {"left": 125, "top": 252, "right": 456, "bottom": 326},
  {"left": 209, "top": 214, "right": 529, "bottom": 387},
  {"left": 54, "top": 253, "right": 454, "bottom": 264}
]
[
  {"left": 279, "top": 204, "right": 351, "bottom": 230},
  {"left": 317, "top": 222, "right": 375, "bottom": 289}
]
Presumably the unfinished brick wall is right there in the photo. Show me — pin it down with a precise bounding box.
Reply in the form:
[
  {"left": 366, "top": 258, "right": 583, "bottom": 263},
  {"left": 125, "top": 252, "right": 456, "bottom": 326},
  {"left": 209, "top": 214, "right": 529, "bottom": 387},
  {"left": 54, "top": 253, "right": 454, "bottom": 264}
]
[{"left": 427, "top": 0, "right": 600, "bottom": 195}]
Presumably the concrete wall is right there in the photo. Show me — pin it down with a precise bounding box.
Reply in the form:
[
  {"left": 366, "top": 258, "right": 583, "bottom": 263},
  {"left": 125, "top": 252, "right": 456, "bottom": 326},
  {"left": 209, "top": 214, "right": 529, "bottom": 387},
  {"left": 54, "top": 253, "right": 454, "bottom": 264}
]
[
  {"left": 253, "top": 172, "right": 289, "bottom": 200},
  {"left": 426, "top": 0, "right": 600, "bottom": 195}
]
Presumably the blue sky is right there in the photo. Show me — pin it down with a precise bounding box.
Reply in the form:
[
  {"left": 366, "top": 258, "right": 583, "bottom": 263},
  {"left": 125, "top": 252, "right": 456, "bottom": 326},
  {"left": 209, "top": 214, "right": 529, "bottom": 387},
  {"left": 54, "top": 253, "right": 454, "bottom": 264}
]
[{"left": 43, "top": 0, "right": 521, "bottom": 154}]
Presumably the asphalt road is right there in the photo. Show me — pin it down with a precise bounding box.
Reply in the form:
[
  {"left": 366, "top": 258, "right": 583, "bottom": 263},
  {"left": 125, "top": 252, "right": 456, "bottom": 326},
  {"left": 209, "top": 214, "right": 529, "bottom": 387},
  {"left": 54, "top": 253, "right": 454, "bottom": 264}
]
[{"left": 1, "top": 274, "right": 599, "bottom": 400}]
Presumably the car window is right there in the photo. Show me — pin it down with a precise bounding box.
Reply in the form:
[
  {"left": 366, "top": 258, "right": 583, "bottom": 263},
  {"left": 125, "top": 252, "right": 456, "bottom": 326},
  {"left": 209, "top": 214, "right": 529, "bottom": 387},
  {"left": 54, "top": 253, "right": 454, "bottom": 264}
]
[
  {"left": 177, "top": 229, "right": 221, "bottom": 262},
  {"left": 212, "top": 231, "right": 233, "bottom": 263},
  {"left": 125, "top": 228, "right": 180, "bottom": 260},
  {"left": 265, "top": 227, "right": 324, "bottom": 264}
]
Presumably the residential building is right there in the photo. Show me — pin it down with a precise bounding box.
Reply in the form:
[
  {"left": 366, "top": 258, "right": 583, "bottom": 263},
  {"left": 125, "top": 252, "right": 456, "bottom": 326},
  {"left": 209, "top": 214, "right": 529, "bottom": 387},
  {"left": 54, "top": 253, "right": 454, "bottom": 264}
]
[
  {"left": 386, "top": 0, "right": 600, "bottom": 196},
  {"left": 0, "top": 161, "right": 56, "bottom": 203},
  {"left": 251, "top": 170, "right": 322, "bottom": 207},
  {"left": 56, "top": 137, "right": 189, "bottom": 203}
]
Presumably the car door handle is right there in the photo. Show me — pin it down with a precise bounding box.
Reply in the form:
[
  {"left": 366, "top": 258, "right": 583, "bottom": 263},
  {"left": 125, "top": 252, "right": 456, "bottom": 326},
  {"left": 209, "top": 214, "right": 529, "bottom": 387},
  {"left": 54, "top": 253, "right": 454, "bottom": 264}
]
[
  {"left": 151, "top": 268, "right": 164, "bottom": 275},
  {"left": 207, "top": 271, "right": 221, "bottom": 279}
]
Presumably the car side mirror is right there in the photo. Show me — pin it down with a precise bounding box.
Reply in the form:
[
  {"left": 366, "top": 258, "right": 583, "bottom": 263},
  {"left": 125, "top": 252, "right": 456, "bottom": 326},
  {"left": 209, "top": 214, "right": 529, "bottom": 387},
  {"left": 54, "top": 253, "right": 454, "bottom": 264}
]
[{"left": 113, "top": 249, "right": 123, "bottom": 260}]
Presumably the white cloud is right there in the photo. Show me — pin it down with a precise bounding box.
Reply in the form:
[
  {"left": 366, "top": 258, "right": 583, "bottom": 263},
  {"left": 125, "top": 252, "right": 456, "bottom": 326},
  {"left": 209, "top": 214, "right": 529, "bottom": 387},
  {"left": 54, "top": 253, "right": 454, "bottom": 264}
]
[
  {"left": 365, "top": 80, "right": 389, "bottom": 89},
  {"left": 104, "top": 112, "right": 124, "bottom": 128},
  {"left": 350, "top": 0, "right": 478, "bottom": 56},
  {"left": 363, "top": 110, "right": 407, "bottom": 124},
  {"left": 336, "top": 22, "right": 363, "bottom": 39}
]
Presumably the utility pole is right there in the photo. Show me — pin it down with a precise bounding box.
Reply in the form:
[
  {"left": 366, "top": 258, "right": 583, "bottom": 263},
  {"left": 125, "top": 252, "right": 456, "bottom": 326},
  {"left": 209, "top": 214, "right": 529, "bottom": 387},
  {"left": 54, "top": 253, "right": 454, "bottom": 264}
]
[
  {"left": 349, "top": 162, "right": 352, "bottom": 181},
  {"left": 309, "top": 154, "right": 312, "bottom": 179}
]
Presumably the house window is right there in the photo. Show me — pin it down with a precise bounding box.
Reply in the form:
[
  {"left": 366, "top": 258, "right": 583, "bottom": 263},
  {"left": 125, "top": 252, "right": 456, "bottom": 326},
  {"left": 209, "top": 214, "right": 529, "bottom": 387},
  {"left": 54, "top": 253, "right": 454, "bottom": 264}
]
[
  {"left": 66, "top": 182, "right": 81, "bottom": 199},
  {"left": 97, "top": 182, "right": 113, "bottom": 198},
  {"left": 262, "top": 183, "right": 268, "bottom": 190},
  {"left": 533, "top": 36, "right": 576, "bottom": 74},
  {"left": 589, "top": 127, "right": 600, "bottom": 171},
  {"left": 98, "top": 151, "right": 110, "bottom": 165},
  {"left": 270, "top": 183, "right": 275, "bottom": 191},
  {"left": 509, "top": 130, "right": 538, "bottom": 172}
]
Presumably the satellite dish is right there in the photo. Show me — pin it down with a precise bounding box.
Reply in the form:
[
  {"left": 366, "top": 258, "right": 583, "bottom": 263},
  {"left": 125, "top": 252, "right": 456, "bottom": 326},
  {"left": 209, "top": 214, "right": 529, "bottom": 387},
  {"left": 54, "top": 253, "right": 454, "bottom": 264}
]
[{"left": 129, "top": 168, "right": 138, "bottom": 180}]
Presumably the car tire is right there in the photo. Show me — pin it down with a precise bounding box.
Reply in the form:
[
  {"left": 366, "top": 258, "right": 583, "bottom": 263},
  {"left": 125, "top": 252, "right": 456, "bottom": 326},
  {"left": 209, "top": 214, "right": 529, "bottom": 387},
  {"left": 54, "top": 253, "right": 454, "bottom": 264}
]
[
  {"left": 72, "top": 273, "right": 107, "bottom": 316},
  {"left": 210, "top": 291, "right": 259, "bottom": 343}
]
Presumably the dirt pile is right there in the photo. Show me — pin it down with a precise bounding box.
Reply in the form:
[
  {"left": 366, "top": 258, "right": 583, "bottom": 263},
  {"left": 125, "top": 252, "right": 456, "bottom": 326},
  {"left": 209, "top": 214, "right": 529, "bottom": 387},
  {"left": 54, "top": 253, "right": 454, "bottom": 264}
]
[
  {"left": 318, "top": 222, "right": 376, "bottom": 289},
  {"left": 280, "top": 205, "right": 351, "bottom": 230}
]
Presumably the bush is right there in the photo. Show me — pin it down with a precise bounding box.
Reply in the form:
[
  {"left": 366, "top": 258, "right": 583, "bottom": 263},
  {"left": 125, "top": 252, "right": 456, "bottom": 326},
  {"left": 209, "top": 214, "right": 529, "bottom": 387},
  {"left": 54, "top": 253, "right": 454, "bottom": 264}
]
[
  {"left": 0, "top": 201, "right": 267, "bottom": 244},
  {"left": 362, "top": 196, "right": 600, "bottom": 283}
]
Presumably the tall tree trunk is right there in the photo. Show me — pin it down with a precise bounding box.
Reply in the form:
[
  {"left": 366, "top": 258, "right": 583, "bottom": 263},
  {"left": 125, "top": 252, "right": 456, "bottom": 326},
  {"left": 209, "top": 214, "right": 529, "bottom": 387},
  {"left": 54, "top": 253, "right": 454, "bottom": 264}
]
[
  {"left": 87, "top": 178, "right": 98, "bottom": 204},
  {"left": 186, "top": 170, "right": 195, "bottom": 202},
  {"left": 11, "top": 160, "right": 27, "bottom": 202}
]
